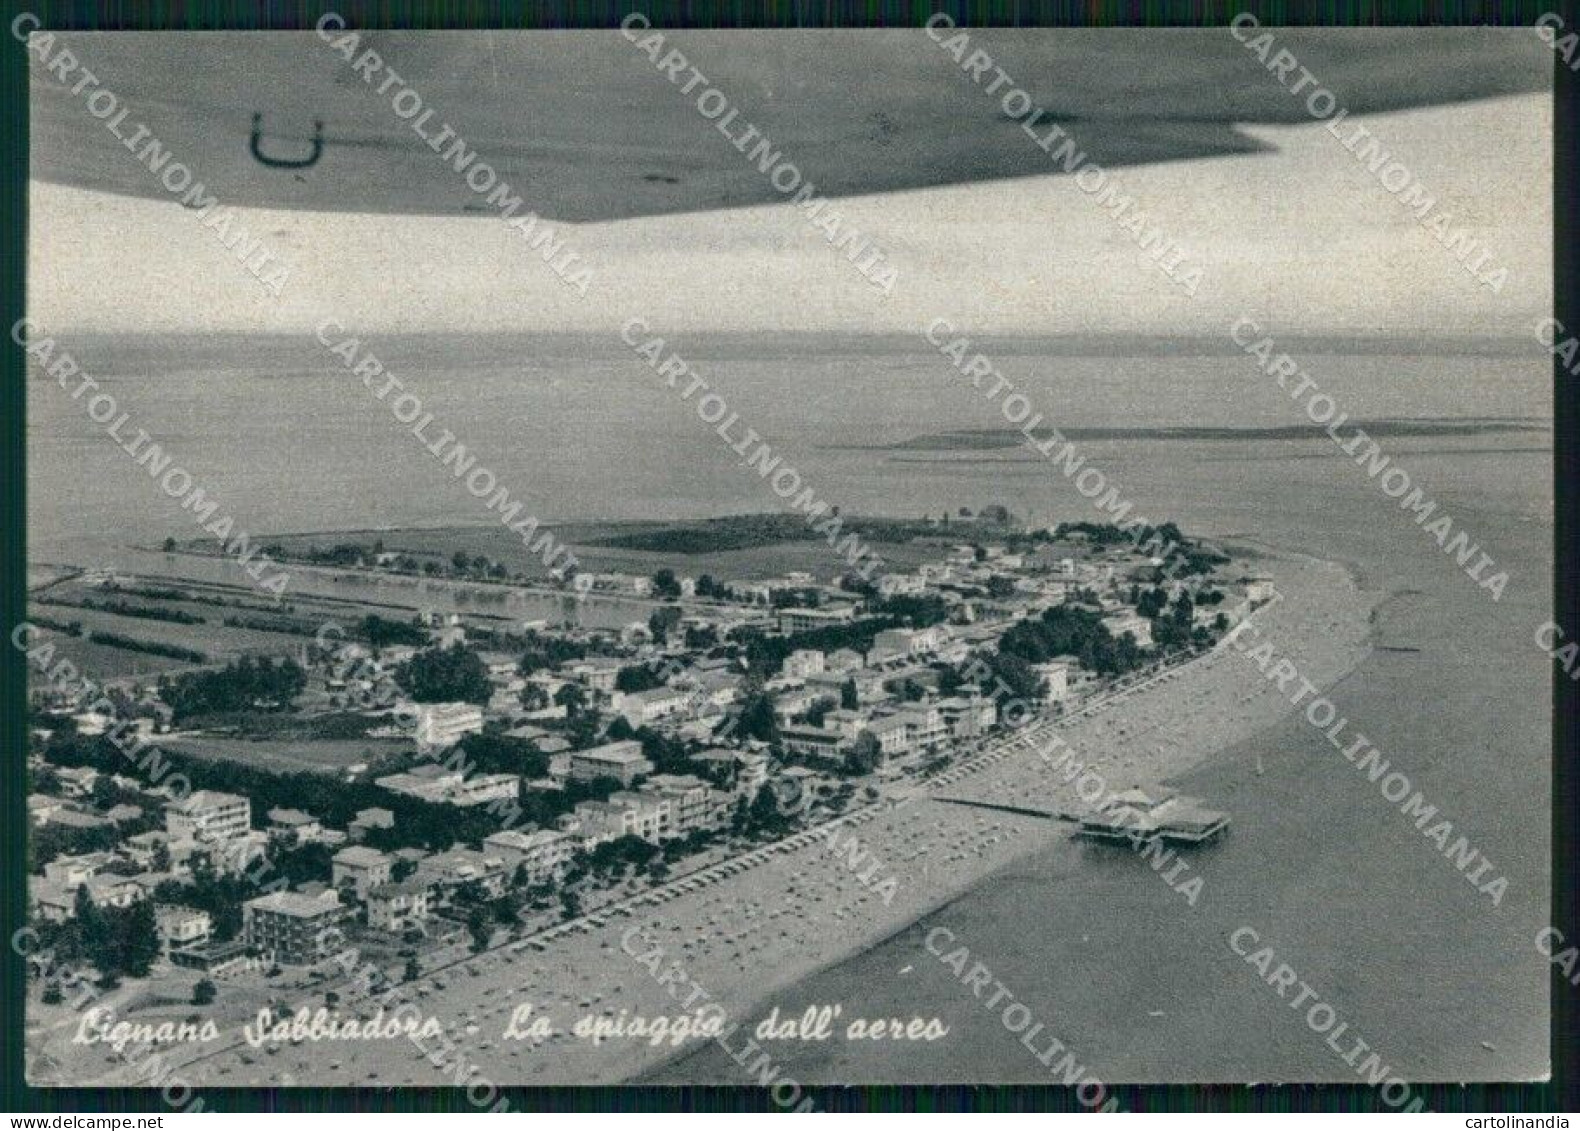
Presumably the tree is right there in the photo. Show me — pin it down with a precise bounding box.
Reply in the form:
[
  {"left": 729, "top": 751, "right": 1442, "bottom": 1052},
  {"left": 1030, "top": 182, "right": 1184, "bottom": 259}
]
[
  {"left": 648, "top": 605, "right": 682, "bottom": 644},
  {"left": 395, "top": 644, "right": 492, "bottom": 704},
  {"left": 71, "top": 886, "right": 102, "bottom": 963},
  {"left": 361, "top": 614, "right": 426, "bottom": 650},
  {"left": 403, "top": 956, "right": 422, "bottom": 983},
  {"left": 159, "top": 656, "right": 307, "bottom": 721},
  {"left": 162, "top": 537, "right": 177, "bottom": 553},
  {"left": 517, "top": 632, "right": 587, "bottom": 676},
  {"left": 804, "top": 698, "right": 835, "bottom": 727},
  {"left": 616, "top": 665, "right": 664, "bottom": 694},
  {"left": 192, "top": 979, "right": 217, "bottom": 1005},
  {"left": 978, "top": 651, "right": 1045, "bottom": 705},
  {"left": 735, "top": 689, "right": 780, "bottom": 745},
  {"left": 89, "top": 774, "right": 119, "bottom": 811},
  {"left": 651, "top": 569, "right": 681, "bottom": 599},
  {"left": 554, "top": 683, "right": 587, "bottom": 716},
  {"left": 120, "top": 899, "right": 162, "bottom": 977},
  {"left": 1136, "top": 587, "right": 1167, "bottom": 618},
  {"left": 847, "top": 732, "right": 882, "bottom": 776},
  {"left": 744, "top": 784, "right": 790, "bottom": 838},
  {"left": 466, "top": 908, "right": 492, "bottom": 953},
  {"left": 839, "top": 679, "right": 859, "bottom": 710},
  {"left": 518, "top": 683, "right": 549, "bottom": 711}
]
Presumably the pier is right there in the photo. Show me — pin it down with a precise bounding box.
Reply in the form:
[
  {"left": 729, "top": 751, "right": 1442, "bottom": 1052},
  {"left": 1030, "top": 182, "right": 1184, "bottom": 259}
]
[{"left": 932, "top": 785, "right": 1230, "bottom": 846}]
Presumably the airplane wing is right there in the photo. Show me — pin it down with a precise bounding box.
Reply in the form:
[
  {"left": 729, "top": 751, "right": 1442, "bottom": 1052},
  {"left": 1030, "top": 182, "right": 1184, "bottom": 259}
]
[{"left": 28, "top": 29, "right": 1551, "bottom": 223}]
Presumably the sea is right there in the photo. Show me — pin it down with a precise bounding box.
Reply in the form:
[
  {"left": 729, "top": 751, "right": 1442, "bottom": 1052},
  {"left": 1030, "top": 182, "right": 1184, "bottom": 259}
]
[{"left": 26, "top": 331, "right": 1554, "bottom": 1084}]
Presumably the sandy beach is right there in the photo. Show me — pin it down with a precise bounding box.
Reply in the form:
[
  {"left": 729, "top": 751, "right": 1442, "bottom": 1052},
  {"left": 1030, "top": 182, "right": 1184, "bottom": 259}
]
[{"left": 46, "top": 540, "right": 1376, "bottom": 1089}]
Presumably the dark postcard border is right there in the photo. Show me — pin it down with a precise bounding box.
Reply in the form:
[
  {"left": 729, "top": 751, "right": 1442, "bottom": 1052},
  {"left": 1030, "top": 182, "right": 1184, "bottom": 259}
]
[{"left": 1, "top": 0, "right": 1573, "bottom": 1115}]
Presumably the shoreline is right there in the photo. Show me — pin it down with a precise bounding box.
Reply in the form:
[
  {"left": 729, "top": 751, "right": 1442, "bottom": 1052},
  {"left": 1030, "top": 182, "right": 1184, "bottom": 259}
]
[{"left": 51, "top": 539, "right": 1377, "bottom": 1088}]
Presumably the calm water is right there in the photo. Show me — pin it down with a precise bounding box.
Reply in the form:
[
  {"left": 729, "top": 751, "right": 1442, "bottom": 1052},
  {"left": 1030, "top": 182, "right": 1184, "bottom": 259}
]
[{"left": 27, "top": 333, "right": 1553, "bottom": 1082}]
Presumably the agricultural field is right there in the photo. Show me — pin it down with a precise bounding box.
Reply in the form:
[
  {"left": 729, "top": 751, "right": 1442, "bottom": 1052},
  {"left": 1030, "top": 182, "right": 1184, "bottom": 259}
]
[
  {"left": 22, "top": 625, "right": 206, "bottom": 687},
  {"left": 26, "top": 601, "right": 304, "bottom": 662}
]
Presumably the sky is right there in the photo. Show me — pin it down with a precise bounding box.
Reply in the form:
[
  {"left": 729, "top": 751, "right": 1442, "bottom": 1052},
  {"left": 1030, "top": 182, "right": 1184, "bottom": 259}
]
[{"left": 29, "top": 91, "right": 1549, "bottom": 341}]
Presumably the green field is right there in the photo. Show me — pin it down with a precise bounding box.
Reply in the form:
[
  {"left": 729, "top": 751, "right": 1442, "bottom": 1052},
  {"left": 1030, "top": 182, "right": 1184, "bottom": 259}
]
[
  {"left": 258, "top": 516, "right": 948, "bottom": 583},
  {"left": 159, "top": 734, "right": 410, "bottom": 776},
  {"left": 23, "top": 626, "right": 206, "bottom": 686}
]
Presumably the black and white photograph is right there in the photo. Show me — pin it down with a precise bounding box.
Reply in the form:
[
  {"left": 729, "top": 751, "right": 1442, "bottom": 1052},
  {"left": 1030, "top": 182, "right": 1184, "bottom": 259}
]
[{"left": 8, "top": 9, "right": 1571, "bottom": 1116}]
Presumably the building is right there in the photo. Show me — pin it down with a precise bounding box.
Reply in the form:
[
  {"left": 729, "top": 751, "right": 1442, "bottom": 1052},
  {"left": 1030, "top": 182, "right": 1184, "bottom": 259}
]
[
  {"left": 1031, "top": 661, "right": 1071, "bottom": 703},
  {"left": 779, "top": 724, "right": 847, "bottom": 762},
  {"left": 567, "top": 741, "right": 654, "bottom": 786},
  {"left": 821, "top": 708, "right": 865, "bottom": 742},
  {"left": 615, "top": 685, "right": 689, "bottom": 728},
  {"left": 415, "top": 848, "right": 509, "bottom": 900},
  {"left": 154, "top": 904, "right": 212, "bottom": 955},
  {"left": 1243, "top": 577, "right": 1278, "bottom": 603},
  {"left": 778, "top": 606, "right": 858, "bottom": 634},
  {"left": 412, "top": 701, "right": 485, "bottom": 751},
  {"left": 725, "top": 580, "right": 774, "bottom": 606},
  {"left": 565, "top": 658, "right": 624, "bottom": 694},
  {"left": 30, "top": 882, "right": 76, "bottom": 923},
  {"left": 826, "top": 648, "right": 865, "bottom": 673},
  {"left": 898, "top": 703, "right": 949, "bottom": 752},
  {"left": 772, "top": 686, "right": 824, "bottom": 721},
  {"left": 35, "top": 872, "right": 147, "bottom": 917},
  {"left": 937, "top": 696, "right": 997, "bottom": 738},
  {"left": 332, "top": 846, "right": 394, "bottom": 897},
  {"left": 877, "top": 573, "right": 925, "bottom": 597},
  {"left": 168, "top": 939, "right": 253, "bottom": 978},
  {"left": 42, "top": 852, "right": 111, "bottom": 889},
  {"left": 482, "top": 828, "right": 577, "bottom": 885},
  {"left": 27, "top": 794, "right": 62, "bottom": 826},
  {"left": 122, "top": 830, "right": 172, "bottom": 871},
  {"left": 572, "top": 791, "right": 670, "bottom": 845},
  {"left": 266, "top": 807, "right": 323, "bottom": 845},
  {"left": 689, "top": 748, "right": 743, "bottom": 788},
  {"left": 737, "top": 750, "right": 771, "bottom": 794},
  {"left": 583, "top": 572, "right": 653, "bottom": 596},
  {"left": 243, "top": 890, "right": 343, "bottom": 964},
  {"left": 643, "top": 774, "right": 729, "bottom": 835},
  {"left": 375, "top": 764, "right": 520, "bottom": 807},
  {"left": 1075, "top": 785, "right": 1230, "bottom": 845},
  {"left": 864, "top": 715, "right": 910, "bottom": 760},
  {"left": 366, "top": 882, "right": 431, "bottom": 933},
  {"left": 1101, "top": 612, "right": 1154, "bottom": 649},
  {"left": 55, "top": 765, "right": 100, "bottom": 796},
  {"left": 165, "top": 790, "right": 251, "bottom": 844},
  {"left": 194, "top": 830, "right": 270, "bottom": 876},
  {"left": 685, "top": 668, "right": 743, "bottom": 711},
  {"left": 782, "top": 649, "right": 826, "bottom": 679},
  {"left": 869, "top": 626, "right": 944, "bottom": 663},
  {"left": 348, "top": 807, "right": 395, "bottom": 842}
]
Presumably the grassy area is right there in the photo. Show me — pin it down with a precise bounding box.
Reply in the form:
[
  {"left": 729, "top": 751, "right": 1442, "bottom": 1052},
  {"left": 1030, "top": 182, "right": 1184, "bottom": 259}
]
[
  {"left": 159, "top": 734, "right": 409, "bottom": 776},
  {"left": 27, "top": 599, "right": 306, "bottom": 664},
  {"left": 23, "top": 627, "right": 205, "bottom": 685},
  {"left": 254, "top": 517, "right": 948, "bottom": 583}
]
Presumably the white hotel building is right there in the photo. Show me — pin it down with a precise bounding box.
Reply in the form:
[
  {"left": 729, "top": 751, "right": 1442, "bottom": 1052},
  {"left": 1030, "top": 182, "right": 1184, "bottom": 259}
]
[{"left": 165, "top": 790, "right": 251, "bottom": 843}]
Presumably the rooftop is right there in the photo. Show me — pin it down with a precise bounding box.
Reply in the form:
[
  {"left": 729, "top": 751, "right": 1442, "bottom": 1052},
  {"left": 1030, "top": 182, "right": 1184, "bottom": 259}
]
[
  {"left": 333, "top": 845, "right": 391, "bottom": 866},
  {"left": 245, "top": 889, "right": 341, "bottom": 916}
]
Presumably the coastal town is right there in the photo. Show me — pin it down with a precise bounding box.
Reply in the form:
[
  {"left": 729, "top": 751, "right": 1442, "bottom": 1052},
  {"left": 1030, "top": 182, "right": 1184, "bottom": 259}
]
[{"left": 22, "top": 512, "right": 1269, "bottom": 1076}]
